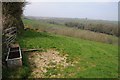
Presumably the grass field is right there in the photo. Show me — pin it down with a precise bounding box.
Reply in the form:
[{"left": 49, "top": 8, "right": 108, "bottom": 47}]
[
  {"left": 2, "top": 18, "right": 118, "bottom": 78},
  {"left": 23, "top": 19, "right": 118, "bottom": 45},
  {"left": 3, "top": 29, "right": 118, "bottom": 78}
]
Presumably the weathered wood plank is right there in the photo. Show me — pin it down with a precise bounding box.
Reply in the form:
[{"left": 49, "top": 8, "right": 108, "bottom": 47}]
[
  {"left": 3, "top": 27, "right": 17, "bottom": 45},
  {"left": 21, "top": 48, "right": 43, "bottom": 52},
  {"left": 6, "top": 36, "right": 16, "bottom": 44},
  {"left": 5, "top": 29, "right": 17, "bottom": 35},
  {"left": 6, "top": 34, "right": 16, "bottom": 41},
  {"left": 4, "top": 27, "right": 16, "bottom": 33}
]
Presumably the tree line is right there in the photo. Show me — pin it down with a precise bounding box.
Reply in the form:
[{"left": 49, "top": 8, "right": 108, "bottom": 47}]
[{"left": 65, "top": 22, "right": 118, "bottom": 37}]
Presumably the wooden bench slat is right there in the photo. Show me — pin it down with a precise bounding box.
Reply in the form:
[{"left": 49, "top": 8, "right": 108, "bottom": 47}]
[
  {"left": 5, "top": 32, "right": 16, "bottom": 38},
  {"left": 4, "top": 27, "right": 16, "bottom": 33},
  {"left": 3, "top": 27, "right": 17, "bottom": 45},
  {"left": 4, "top": 29, "right": 17, "bottom": 35},
  {"left": 6, "top": 35, "right": 16, "bottom": 44}
]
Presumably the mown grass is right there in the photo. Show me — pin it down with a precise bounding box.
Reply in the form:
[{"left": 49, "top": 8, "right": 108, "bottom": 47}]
[
  {"left": 15, "top": 30, "right": 118, "bottom": 78},
  {"left": 23, "top": 19, "right": 118, "bottom": 45}
]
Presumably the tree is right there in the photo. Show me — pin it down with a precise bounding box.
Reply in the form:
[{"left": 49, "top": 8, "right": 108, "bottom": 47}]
[{"left": 2, "top": 2, "right": 25, "bottom": 34}]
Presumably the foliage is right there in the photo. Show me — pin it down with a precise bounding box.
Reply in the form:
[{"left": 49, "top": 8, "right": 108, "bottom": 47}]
[
  {"left": 65, "top": 21, "right": 118, "bottom": 36},
  {"left": 2, "top": 2, "right": 25, "bottom": 31},
  {"left": 3, "top": 29, "right": 118, "bottom": 78},
  {"left": 23, "top": 19, "right": 118, "bottom": 45},
  {"left": 16, "top": 30, "right": 118, "bottom": 78},
  {"left": 65, "top": 22, "right": 85, "bottom": 29}
]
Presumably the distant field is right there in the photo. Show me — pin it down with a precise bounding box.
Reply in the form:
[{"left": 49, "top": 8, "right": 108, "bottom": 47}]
[
  {"left": 23, "top": 19, "right": 118, "bottom": 45},
  {"left": 3, "top": 30, "right": 118, "bottom": 78},
  {"left": 26, "top": 16, "right": 118, "bottom": 25}
]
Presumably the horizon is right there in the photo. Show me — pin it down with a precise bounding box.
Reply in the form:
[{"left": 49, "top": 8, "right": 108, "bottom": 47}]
[
  {"left": 24, "top": 2, "right": 118, "bottom": 21},
  {"left": 25, "top": 15, "right": 118, "bottom": 22}
]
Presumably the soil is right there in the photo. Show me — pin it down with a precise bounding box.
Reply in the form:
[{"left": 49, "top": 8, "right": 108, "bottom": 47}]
[
  {"left": 28, "top": 49, "right": 74, "bottom": 78},
  {"left": 8, "top": 48, "right": 20, "bottom": 59}
]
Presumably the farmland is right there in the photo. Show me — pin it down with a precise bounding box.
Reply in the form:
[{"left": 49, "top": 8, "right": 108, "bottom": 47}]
[
  {"left": 2, "top": 17, "right": 118, "bottom": 78},
  {"left": 23, "top": 17, "right": 118, "bottom": 45}
]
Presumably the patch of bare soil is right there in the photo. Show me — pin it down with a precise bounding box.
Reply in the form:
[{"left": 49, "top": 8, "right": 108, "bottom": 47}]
[{"left": 28, "top": 49, "right": 74, "bottom": 78}]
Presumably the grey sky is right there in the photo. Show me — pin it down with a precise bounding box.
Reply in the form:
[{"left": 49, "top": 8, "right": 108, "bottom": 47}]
[{"left": 24, "top": 2, "right": 118, "bottom": 21}]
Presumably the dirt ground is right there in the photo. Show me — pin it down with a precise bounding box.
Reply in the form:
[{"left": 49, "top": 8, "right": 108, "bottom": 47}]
[{"left": 28, "top": 49, "right": 74, "bottom": 78}]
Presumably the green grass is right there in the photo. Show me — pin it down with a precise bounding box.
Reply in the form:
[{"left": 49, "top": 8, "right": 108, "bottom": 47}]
[
  {"left": 2, "top": 18, "right": 118, "bottom": 78},
  {"left": 16, "top": 30, "right": 118, "bottom": 78},
  {"left": 23, "top": 19, "right": 118, "bottom": 45}
]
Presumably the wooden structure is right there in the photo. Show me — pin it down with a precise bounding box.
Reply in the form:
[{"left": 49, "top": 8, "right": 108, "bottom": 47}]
[
  {"left": 3, "top": 27, "right": 17, "bottom": 45},
  {"left": 3, "top": 27, "right": 22, "bottom": 68}
]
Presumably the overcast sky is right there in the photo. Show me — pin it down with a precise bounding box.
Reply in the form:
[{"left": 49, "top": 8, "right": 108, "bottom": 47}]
[{"left": 24, "top": 1, "right": 118, "bottom": 21}]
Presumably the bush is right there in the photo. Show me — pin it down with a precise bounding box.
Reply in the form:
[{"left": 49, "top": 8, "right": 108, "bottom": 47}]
[{"left": 65, "top": 22, "right": 118, "bottom": 37}]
